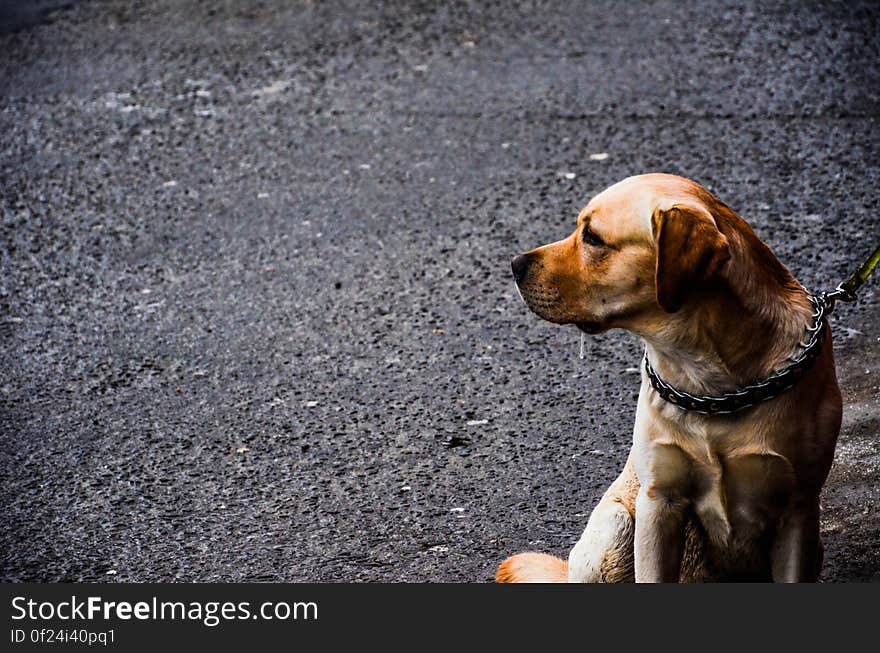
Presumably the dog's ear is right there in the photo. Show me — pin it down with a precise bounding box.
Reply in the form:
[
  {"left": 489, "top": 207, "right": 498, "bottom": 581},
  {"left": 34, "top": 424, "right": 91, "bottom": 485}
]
[{"left": 652, "top": 203, "right": 730, "bottom": 313}]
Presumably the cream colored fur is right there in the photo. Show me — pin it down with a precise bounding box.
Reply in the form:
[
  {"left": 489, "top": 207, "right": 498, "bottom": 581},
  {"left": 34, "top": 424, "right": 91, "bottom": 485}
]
[{"left": 499, "top": 174, "right": 842, "bottom": 583}]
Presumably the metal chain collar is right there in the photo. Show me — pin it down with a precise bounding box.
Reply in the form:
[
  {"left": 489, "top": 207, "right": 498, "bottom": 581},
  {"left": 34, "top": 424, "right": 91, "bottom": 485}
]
[
  {"left": 644, "top": 294, "right": 832, "bottom": 415},
  {"left": 643, "top": 242, "right": 877, "bottom": 415}
]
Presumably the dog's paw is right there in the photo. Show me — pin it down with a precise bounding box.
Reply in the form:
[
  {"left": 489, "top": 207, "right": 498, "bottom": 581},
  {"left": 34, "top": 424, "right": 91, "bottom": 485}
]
[{"left": 495, "top": 552, "right": 568, "bottom": 583}]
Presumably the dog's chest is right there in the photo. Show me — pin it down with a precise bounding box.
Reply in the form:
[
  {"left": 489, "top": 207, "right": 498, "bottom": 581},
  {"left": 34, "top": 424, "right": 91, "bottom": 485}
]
[
  {"left": 691, "top": 447, "right": 793, "bottom": 544},
  {"left": 639, "top": 411, "right": 796, "bottom": 544}
]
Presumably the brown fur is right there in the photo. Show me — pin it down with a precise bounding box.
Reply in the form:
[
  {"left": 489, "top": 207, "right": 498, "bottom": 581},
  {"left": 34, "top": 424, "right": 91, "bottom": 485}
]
[
  {"left": 502, "top": 174, "right": 842, "bottom": 583},
  {"left": 652, "top": 203, "right": 731, "bottom": 312},
  {"left": 496, "top": 552, "right": 568, "bottom": 583}
]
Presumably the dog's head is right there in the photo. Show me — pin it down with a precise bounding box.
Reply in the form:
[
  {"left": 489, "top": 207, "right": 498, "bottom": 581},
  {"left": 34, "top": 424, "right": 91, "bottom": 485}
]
[{"left": 512, "top": 173, "right": 731, "bottom": 334}]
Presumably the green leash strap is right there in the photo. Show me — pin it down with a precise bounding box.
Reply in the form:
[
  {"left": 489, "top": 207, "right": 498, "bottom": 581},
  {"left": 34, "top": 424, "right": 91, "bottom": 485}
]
[{"left": 824, "top": 242, "right": 880, "bottom": 307}]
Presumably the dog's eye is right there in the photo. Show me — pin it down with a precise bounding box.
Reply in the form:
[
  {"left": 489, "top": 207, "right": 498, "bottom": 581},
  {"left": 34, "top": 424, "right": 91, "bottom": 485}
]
[{"left": 582, "top": 226, "right": 604, "bottom": 247}]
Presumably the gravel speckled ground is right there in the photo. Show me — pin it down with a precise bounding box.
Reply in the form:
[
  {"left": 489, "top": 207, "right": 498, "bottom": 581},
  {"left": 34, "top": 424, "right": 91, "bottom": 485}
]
[{"left": 1, "top": 0, "right": 878, "bottom": 582}]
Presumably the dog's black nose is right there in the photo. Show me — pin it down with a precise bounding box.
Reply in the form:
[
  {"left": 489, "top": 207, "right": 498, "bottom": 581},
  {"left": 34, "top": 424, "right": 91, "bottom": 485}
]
[{"left": 511, "top": 253, "right": 532, "bottom": 283}]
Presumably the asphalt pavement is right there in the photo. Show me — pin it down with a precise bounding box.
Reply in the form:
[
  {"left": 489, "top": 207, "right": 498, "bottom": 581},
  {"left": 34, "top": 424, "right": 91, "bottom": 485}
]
[{"left": 1, "top": 1, "right": 878, "bottom": 582}]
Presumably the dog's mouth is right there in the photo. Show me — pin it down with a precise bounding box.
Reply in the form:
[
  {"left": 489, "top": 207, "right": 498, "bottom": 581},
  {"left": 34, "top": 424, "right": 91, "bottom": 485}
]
[
  {"left": 516, "top": 282, "right": 606, "bottom": 333},
  {"left": 576, "top": 321, "right": 602, "bottom": 334}
]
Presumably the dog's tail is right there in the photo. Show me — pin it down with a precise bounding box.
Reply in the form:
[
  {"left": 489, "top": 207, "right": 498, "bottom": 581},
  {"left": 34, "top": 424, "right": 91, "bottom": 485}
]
[{"left": 495, "top": 552, "right": 568, "bottom": 583}]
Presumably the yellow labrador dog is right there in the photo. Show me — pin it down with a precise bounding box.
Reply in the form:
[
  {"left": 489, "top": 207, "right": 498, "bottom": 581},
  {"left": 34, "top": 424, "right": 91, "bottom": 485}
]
[{"left": 498, "top": 173, "right": 842, "bottom": 582}]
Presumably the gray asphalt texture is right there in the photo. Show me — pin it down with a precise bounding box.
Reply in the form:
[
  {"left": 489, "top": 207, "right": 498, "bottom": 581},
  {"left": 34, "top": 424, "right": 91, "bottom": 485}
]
[{"left": 1, "top": 1, "right": 879, "bottom": 582}]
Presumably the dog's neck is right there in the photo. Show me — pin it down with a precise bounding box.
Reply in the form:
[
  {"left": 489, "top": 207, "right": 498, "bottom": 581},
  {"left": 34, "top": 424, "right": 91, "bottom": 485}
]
[{"left": 636, "top": 222, "right": 815, "bottom": 396}]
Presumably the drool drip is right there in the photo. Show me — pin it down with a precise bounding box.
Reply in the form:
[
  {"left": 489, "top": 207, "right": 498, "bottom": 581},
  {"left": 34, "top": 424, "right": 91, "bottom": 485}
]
[{"left": 579, "top": 332, "right": 586, "bottom": 360}]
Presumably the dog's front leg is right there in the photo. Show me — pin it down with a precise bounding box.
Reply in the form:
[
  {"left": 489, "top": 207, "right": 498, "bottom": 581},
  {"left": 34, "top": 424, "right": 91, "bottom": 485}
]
[
  {"left": 634, "top": 486, "right": 687, "bottom": 582},
  {"left": 771, "top": 495, "right": 821, "bottom": 582},
  {"left": 633, "top": 441, "right": 690, "bottom": 582}
]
